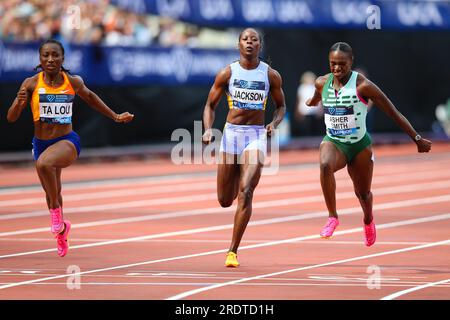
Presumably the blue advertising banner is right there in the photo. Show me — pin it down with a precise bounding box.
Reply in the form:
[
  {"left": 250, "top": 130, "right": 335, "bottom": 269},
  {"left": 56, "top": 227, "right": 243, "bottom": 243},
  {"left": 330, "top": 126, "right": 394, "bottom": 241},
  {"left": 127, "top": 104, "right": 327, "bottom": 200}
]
[
  {"left": 0, "top": 42, "right": 239, "bottom": 85},
  {"left": 111, "top": 0, "right": 450, "bottom": 30}
]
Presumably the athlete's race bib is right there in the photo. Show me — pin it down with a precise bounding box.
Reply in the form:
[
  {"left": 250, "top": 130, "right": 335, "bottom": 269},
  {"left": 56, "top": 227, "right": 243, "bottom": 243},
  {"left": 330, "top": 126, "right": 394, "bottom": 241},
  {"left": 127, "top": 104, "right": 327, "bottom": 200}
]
[
  {"left": 39, "top": 94, "right": 73, "bottom": 124},
  {"left": 231, "top": 79, "right": 266, "bottom": 110},
  {"left": 324, "top": 106, "right": 357, "bottom": 136}
]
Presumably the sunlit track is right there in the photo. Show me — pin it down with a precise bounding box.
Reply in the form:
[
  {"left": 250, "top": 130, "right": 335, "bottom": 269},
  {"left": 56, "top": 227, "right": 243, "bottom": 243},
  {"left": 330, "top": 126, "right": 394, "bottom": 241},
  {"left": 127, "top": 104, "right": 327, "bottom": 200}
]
[
  {"left": 166, "top": 239, "right": 450, "bottom": 300},
  {"left": 0, "top": 144, "right": 449, "bottom": 300},
  {"left": 1, "top": 146, "right": 449, "bottom": 194},
  {"left": 0, "top": 215, "right": 449, "bottom": 291},
  {"left": 1, "top": 179, "right": 450, "bottom": 238},
  {"left": 1, "top": 157, "right": 448, "bottom": 201},
  {"left": 1, "top": 196, "right": 450, "bottom": 258},
  {"left": 1, "top": 160, "right": 450, "bottom": 220},
  {"left": 1, "top": 164, "right": 450, "bottom": 209}
]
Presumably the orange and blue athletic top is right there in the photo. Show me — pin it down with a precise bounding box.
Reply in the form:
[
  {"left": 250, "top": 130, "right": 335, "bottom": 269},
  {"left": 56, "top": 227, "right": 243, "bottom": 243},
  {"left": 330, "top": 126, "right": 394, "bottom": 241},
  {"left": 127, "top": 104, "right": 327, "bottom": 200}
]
[
  {"left": 226, "top": 61, "right": 270, "bottom": 111},
  {"left": 31, "top": 71, "right": 75, "bottom": 124}
]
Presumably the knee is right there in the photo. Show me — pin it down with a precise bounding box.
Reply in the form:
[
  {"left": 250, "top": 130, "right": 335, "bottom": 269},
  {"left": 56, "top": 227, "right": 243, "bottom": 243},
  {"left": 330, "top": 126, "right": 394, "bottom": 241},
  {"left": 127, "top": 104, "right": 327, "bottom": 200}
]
[
  {"left": 238, "top": 186, "right": 255, "bottom": 204},
  {"left": 218, "top": 196, "right": 233, "bottom": 208},
  {"left": 355, "top": 190, "right": 372, "bottom": 201},
  {"left": 36, "top": 158, "right": 53, "bottom": 172},
  {"left": 320, "top": 161, "right": 334, "bottom": 175}
]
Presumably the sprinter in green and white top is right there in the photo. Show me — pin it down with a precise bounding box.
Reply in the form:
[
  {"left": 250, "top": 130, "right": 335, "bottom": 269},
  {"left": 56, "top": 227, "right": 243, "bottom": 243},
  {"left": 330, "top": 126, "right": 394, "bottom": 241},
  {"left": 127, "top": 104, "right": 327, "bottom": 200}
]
[
  {"left": 321, "top": 70, "right": 368, "bottom": 144},
  {"left": 306, "top": 42, "right": 432, "bottom": 247}
]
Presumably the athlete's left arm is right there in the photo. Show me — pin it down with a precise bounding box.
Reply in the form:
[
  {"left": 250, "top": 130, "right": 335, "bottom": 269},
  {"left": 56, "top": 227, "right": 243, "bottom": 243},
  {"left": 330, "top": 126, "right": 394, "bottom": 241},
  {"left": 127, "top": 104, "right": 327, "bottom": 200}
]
[
  {"left": 69, "top": 75, "right": 134, "bottom": 123},
  {"left": 358, "top": 78, "right": 431, "bottom": 153},
  {"left": 266, "top": 68, "right": 286, "bottom": 137}
]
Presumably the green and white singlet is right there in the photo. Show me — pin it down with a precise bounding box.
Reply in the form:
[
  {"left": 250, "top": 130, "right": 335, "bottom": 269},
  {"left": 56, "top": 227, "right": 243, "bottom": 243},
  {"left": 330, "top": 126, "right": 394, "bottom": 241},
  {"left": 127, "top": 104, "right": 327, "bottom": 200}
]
[{"left": 321, "top": 71, "right": 368, "bottom": 143}]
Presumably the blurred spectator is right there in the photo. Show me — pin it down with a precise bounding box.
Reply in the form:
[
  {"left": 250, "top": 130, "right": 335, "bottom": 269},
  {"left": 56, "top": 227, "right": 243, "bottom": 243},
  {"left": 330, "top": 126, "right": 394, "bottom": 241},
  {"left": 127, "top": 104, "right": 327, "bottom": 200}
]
[
  {"left": 435, "top": 98, "right": 450, "bottom": 137},
  {"left": 0, "top": 0, "right": 236, "bottom": 48},
  {"left": 294, "top": 71, "right": 325, "bottom": 136}
]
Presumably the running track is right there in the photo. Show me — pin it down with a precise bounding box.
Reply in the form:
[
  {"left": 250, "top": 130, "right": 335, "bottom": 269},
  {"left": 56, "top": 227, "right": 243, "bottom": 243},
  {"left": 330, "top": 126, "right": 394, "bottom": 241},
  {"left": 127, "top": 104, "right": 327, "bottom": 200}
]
[{"left": 0, "top": 143, "right": 449, "bottom": 300}]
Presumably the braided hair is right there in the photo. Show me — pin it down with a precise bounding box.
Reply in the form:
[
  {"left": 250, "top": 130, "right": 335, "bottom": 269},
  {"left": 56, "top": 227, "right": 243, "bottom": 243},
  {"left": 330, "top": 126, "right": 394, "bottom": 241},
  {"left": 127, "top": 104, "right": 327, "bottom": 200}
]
[
  {"left": 34, "top": 39, "right": 71, "bottom": 73},
  {"left": 329, "top": 42, "right": 353, "bottom": 59}
]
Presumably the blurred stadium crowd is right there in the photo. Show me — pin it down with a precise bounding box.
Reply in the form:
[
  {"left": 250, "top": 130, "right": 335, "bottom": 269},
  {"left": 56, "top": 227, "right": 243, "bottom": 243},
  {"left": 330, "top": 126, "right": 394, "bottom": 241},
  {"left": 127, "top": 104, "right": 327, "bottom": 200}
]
[{"left": 0, "top": 0, "right": 238, "bottom": 48}]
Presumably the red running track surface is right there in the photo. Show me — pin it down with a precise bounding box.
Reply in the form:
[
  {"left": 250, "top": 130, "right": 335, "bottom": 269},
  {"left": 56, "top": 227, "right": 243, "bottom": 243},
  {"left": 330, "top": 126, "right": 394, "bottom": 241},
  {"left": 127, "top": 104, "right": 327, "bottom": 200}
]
[{"left": 0, "top": 143, "right": 449, "bottom": 300}]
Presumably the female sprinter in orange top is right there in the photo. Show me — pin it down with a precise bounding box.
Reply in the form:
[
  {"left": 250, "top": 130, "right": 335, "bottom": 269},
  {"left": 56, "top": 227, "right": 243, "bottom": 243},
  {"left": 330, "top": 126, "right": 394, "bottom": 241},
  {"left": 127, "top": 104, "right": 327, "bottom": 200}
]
[
  {"left": 202, "top": 28, "right": 286, "bottom": 267},
  {"left": 7, "top": 39, "right": 134, "bottom": 257}
]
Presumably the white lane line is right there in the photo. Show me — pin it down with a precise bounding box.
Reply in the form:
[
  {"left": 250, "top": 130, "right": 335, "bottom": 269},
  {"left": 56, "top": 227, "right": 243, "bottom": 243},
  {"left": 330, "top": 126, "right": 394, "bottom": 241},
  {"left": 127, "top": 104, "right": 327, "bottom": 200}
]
[
  {"left": 0, "top": 214, "right": 448, "bottom": 290},
  {"left": 0, "top": 238, "right": 445, "bottom": 246},
  {"left": 0, "top": 172, "right": 304, "bottom": 207},
  {"left": 0, "top": 165, "right": 309, "bottom": 197},
  {"left": 166, "top": 239, "right": 450, "bottom": 300},
  {"left": 0, "top": 173, "right": 214, "bottom": 195},
  {"left": 2, "top": 282, "right": 450, "bottom": 288},
  {"left": 1, "top": 272, "right": 441, "bottom": 285},
  {"left": 2, "top": 166, "right": 449, "bottom": 210},
  {"left": 0, "top": 162, "right": 418, "bottom": 220},
  {"left": 1, "top": 193, "right": 450, "bottom": 258},
  {"left": 1, "top": 178, "right": 450, "bottom": 237},
  {"left": 0, "top": 269, "right": 243, "bottom": 275},
  {"left": 2, "top": 164, "right": 450, "bottom": 225},
  {"left": 1, "top": 157, "right": 447, "bottom": 196},
  {"left": 380, "top": 278, "right": 450, "bottom": 300},
  {"left": 1, "top": 190, "right": 450, "bottom": 259},
  {"left": 0, "top": 181, "right": 216, "bottom": 207}
]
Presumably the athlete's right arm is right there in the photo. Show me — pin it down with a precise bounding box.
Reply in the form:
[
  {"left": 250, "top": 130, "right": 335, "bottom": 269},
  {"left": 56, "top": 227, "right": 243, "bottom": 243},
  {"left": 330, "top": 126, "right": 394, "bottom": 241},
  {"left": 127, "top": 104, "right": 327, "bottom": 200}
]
[
  {"left": 7, "top": 77, "right": 35, "bottom": 123},
  {"left": 202, "top": 66, "right": 231, "bottom": 144},
  {"left": 305, "top": 75, "right": 327, "bottom": 107},
  {"left": 69, "top": 75, "right": 134, "bottom": 123}
]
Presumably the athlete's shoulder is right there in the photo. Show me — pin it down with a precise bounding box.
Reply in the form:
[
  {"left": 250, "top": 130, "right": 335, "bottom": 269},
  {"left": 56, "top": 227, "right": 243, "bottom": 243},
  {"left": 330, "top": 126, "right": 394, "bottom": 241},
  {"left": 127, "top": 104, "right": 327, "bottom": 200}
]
[
  {"left": 214, "top": 65, "right": 231, "bottom": 85},
  {"left": 229, "top": 60, "right": 239, "bottom": 67},
  {"left": 314, "top": 74, "right": 330, "bottom": 91},
  {"left": 259, "top": 60, "right": 270, "bottom": 69},
  {"left": 27, "top": 73, "right": 40, "bottom": 81},
  {"left": 22, "top": 74, "right": 39, "bottom": 92},
  {"left": 268, "top": 66, "right": 282, "bottom": 84},
  {"left": 268, "top": 65, "right": 281, "bottom": 77},
  {"left": 65, "top": 73, "right": 83, "bottom": 83},
  {"left": 355, "top": 71, "right": 369, "bottom": 85},
  {"left": 355, "top": 71, "right": 374, "bottom": 92},
  {"left": 222, "top": 64, "right": 233, "bottom": 75},
  {"left": 355, "top": 71, "right": 382, "bottom": 99},
  {"left": 65, "top": 73, "right": 85, "bottom": 91}
]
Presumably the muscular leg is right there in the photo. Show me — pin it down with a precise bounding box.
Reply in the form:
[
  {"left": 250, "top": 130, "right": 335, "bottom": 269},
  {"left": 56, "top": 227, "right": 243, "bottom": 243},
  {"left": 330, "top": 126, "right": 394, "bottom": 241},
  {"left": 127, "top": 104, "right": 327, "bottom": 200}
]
[
  {"left": 37, "top": 160, "right": 63, "bottom": 209},
  {"left": 229, "top": 149, "right": 263, "bottom": 253},
  {"left": 35, "top": 140, "right": 77, "bottom": 209},
  {"left": 319, "top": 141, "right": 347, "bottom": 218},
  {"left": 347, "top": 146, "right": 374, "bottom": 225},
  {"left": 36, "top": 172, "right": 51, "bottom": 209},
  {"left": 56, "top": 168, "right": 63, "bottom": 209},
  {"left": 217, "top": 152, "right": 240, "bottom": 207}
]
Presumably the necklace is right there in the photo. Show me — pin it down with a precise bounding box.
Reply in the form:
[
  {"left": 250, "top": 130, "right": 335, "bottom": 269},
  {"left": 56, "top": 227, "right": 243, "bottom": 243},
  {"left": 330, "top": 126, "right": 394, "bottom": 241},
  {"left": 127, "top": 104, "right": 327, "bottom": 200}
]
[{"left": 45, "top": 73, "right": 60, "bottom": 87}]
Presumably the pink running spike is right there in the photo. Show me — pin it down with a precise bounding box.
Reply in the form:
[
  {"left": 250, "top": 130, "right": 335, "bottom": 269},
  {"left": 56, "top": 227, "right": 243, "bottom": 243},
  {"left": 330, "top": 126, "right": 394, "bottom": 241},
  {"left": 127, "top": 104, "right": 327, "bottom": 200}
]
[
  {"left": 364, "top": 220, "right": 376, "bottom": 247},
  {"left": 56, "top": 220, "right": 71, "bottom": 257},
  {"left": 320, "top": 217, "right": 339, "bottom": 238},
  {"left": 50, "top": 207, "right": 64, "bottom": 234}
]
